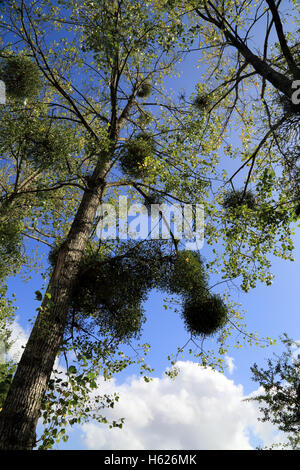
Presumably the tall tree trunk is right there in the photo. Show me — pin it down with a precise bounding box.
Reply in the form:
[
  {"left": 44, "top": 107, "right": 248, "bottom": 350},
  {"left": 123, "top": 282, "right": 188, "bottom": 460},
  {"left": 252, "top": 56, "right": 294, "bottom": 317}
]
[{"left": 0, "top": 161, "right": 108, "bottom": 450}]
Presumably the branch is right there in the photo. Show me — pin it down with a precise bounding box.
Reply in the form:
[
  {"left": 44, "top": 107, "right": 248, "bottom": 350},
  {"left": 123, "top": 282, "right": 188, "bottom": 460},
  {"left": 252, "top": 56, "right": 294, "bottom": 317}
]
[
  {"left": 265, "top": 0, "right": 300, "bottom": 79},
  {"left": 228, "top": 115, "right": 286, "bottom": 184},
  {"left": 195, "top": 3, "right": 294, "bottom": 97}
]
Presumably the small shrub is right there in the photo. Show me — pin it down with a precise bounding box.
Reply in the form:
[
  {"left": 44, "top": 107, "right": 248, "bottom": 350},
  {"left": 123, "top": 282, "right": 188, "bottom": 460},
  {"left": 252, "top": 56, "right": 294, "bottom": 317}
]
[
  {"left": 222, "top": 189, "right": 256, "bottom": 211},
  {"left": 0, "top": 55, "right": 42, "bottom": 100},
  {"left": 295, "top": 201, "right": 300, "bottom": 217},
  {"left": 23, "top": 121, "right": 75, "bottom": 169},
  {"left": 136, "top": 81, "right": 152, "bottom": 98},
  {"left": 119, "top": 132, "right": 155, "bottom": 178},
  {"left": 193, "top": 94, "right": 210, "bottom": 110},
  {"left": 159, "top": 250, "right": 207, "bottom": 296},
  {"left": 69, "top": 246, "right": 165, "bottom": 342},
  {"left": 137, "top": 111, "right": 152, "bottom": 127},
  {"left": 143, "top": 191, "right": 164, "bottom": 210},
  {"left": 183, "top": 294, "right": 228, "bottom": 336}
]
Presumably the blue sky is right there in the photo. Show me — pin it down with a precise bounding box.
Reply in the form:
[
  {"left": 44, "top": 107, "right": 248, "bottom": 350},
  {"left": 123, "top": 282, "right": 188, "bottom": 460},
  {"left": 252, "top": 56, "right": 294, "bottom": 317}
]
[{"left": 3, "top": 0, "right": 300, "bottom": 450}]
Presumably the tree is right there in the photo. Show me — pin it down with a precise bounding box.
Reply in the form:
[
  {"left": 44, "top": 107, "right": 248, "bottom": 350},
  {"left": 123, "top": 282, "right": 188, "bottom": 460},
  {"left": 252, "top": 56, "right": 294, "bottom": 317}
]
[
  {"left": 186, "top": 0, "right": 300, "bottom": 207},
  {"left": 248, "top": 335, "right": 300, "bottom": 450},
  {"left": 1, "top": 0, "right": 291, "bottom": 450},
  {"left": 0, "top": 0, "right": 238, "bottom": 449},
  {"left": 177, "top": 0, "right": 300, "bottom": 444},
  {"left": 160, "top": 0, "right": 300, "bottom": 292}
]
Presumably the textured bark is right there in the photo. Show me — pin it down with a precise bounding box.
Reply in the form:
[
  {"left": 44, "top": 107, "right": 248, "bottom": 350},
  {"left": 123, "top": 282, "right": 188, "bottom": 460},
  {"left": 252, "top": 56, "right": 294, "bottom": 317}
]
[{"left": 0, "top": 161, "right": 108, "bottom": 450}]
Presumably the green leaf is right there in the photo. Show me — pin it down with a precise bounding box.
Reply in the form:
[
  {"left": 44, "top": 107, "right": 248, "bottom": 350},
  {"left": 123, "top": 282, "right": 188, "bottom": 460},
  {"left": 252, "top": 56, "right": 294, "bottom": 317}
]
[{"left": 35, "top": 290, "right": 43, "bottom": 302}]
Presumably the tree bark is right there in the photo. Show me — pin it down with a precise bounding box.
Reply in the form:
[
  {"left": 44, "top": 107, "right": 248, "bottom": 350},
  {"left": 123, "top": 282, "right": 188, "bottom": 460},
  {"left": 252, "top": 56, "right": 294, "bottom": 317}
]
[{"left": 0, "top": 160, "right": 108, "bottom": 450}]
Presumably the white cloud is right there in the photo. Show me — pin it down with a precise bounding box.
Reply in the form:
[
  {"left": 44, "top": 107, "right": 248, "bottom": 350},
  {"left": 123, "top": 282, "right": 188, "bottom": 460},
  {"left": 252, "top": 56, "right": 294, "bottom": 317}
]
[
  {"left": 8, "top": 319, "right": 29, "bottom": 362},
  {"left": 80, "top": 361, "right": 282, "bottom": 450},
  {"left": 2, "top": 321, "right": 286, "bottom": 450},
  {"left": 225, "top": 355, "right": 235, "bottom": 375}
]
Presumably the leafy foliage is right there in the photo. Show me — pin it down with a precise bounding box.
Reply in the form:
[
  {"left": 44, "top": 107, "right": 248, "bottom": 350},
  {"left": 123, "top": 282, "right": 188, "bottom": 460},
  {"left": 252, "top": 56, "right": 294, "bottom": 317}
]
[
  {"left": 137, "top": 81, "right": 152, "bottom": 98},
  {"left": 119, "top": 133, "right": 155, "bottom": 178},
  {"left": 160, "top": 250, "right": 228, "bottom": 337},
  {"left": 63, "top": 246, "right": 227, "bottom": 342},
  {"left": 0, "top": 213, "right": 25, "bottom": 280},
  {"left": 295, "top": 201, "right": 300, "bottom": 217},
  {"left": 183, "top": 294, "right": 228, "bottom": 337},
  {"left": 161, "top": 250, "right": 207, "bottom": 296},
  {"left": 0, "top": 364, "right": 14, "bottom": 413},
  {"left": 22, "top": 121, "right": 76, "bottom": 170},
  {"left": 248, "top": 336, "right": 300, "bottom": 449},
  {"left": 64, "top": 241, "right": 165, "bottom": 341},
  {"left": 143, "top": 191, "right": 164, "bottom": 210},
  {"left": 193, "top": 93, "right": 210, "bottom": 111},
  {"left": 0, "top": 0, "right": 282, "bottom": 449},
  {"left": 0, "top": 284, "right": 17, "bottom": 412},
  {"left": 38, "top": 359, "right": 123, "bottom": 449},
  {"left": 0, "top": 55, "right": 42, "bottom": 100},
  {"left": 222, "top": 189, "right": 256, "bottom": 211}
]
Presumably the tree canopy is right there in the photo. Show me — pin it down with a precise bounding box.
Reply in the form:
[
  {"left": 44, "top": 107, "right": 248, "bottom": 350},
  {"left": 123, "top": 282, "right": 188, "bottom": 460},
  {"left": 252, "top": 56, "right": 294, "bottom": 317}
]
[{"left": 0, "top": 0, "right": 299, "bottom": 449}]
